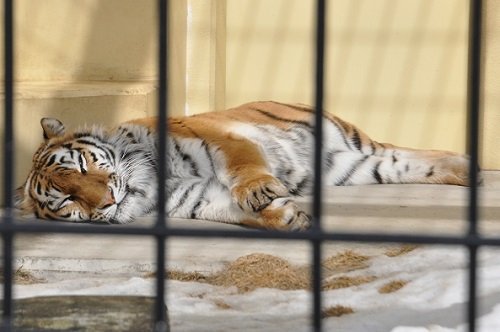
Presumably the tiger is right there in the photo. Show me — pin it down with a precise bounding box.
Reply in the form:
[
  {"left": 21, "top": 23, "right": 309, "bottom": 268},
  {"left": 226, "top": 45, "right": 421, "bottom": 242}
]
[{"left": 15, "top": 101, "right": 470, "bottom": 231}]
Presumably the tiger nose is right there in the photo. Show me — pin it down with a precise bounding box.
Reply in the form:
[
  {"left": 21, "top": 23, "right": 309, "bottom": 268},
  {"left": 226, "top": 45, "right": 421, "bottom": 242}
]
[{"left": 101, "top": 187, "right": 116, "bottom": 207}]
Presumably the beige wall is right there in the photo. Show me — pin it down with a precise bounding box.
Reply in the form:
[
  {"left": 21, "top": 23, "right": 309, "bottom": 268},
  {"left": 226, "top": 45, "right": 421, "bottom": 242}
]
[
  {"left": 184, "top": 0, "right": 226, "bottom": 114},
  {"left": 226, "top": 0, "right": 471, "bottom": 158},
  {"left": 0, "top": 0, "right": 187, "bottom": 113},
  {"left": 7, "top": 0, "right": 157, "bottom": 81},
  {"left": 483, "top": 0, "right": 500, "bottom": 169}
]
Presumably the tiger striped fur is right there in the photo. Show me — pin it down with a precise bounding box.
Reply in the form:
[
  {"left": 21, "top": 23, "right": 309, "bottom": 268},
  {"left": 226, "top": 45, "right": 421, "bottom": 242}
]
[{"left": 15, "top": 101, "right": 470, "bottom": 230}]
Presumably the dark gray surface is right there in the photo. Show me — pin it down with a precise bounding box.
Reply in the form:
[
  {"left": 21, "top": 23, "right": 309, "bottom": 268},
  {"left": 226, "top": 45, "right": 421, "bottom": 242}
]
[{"left": 8, "top": 296, "right": 168, "bottom": 332}]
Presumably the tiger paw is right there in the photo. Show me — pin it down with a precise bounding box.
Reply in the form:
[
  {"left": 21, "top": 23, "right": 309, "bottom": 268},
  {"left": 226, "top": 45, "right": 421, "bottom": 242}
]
[
  {"left": 259, "top": 197, "right": 311, "bottom": 231},
  {"left": 437, "top": 154, "right": 479, "bottom": 186},
  {"left": 231, "top": 174, "right": 289, "bottom": 213}
]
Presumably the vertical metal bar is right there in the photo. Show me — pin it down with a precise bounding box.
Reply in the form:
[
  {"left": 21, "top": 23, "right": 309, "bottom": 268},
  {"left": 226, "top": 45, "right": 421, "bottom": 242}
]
[
  {"left": 3, "top": 0, "right": 14, "bottom": 210},
  {"left": 157, "top": 0, "right": 168, "bottom": 228},
  {"left": 154, "top": 237, "right": 167, "bottom": 332},
  {"left": 155, "top": 0, "right": 168, "bottom": 330},
  {"left": 312, "top": 0, "right": 326, "bottom": 330},
  {"left": 467, "top": 245, "right": 478, "bottom": 332},
  {"left": 1, "top": 237, "right": 13, "bottom": 332},
  {"left": 466, "top": 0, "right": 483, "bottom": 331},
  {"left": 2, "top": 0, "right": 15, "bottom": 330},
  {"left": 311, "top": 241, "right": 322, "bottom": 332},
  {"left": 466, "top": 0, "right": 482, "bottom": 236}
]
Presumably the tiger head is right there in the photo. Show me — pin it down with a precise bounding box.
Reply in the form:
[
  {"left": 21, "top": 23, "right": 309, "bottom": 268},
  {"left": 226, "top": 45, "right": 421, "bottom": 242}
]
[{"left": 15, "top": 118, "right": 157, "bottom": 223}]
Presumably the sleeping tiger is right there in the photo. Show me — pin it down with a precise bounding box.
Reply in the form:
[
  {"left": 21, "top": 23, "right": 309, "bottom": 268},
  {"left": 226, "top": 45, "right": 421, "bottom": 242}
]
[{"left": 15, "top": 101, "right": 470, "bottom": 231}]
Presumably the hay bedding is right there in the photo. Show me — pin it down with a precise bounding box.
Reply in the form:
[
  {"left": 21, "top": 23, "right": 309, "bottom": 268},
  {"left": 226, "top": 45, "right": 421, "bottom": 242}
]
[
  {"left": 321, "top": 305, "right": 355, "bottom": 318},
  {"left": 378, "top": 280, "right": 409, "bottom": 294},
  {"left": 384, "top": 244, "right": 419, "bottom": 257},
  {"left": 156, "top": 245, "right": 417, "bottom": 318},
  {"left": 321, "top": 250, "right": 371, "bottom": 273},
  {"left": 161, "top": 251, "right": 376, "bottom": 292},
  {"left": 208, "top": 254, "right": 309, "bottom": 292}
]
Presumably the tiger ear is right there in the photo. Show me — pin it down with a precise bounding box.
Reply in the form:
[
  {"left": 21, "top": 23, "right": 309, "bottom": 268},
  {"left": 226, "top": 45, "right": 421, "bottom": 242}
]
[{"left": 41, "top": 118, "right": 65, "bottom": 140}]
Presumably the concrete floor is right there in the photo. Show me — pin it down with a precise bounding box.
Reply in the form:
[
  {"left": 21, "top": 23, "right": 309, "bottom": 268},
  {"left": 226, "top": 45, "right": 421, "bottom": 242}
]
[{"left": 9, "top": 171, "right": 500, "bottom": 278}]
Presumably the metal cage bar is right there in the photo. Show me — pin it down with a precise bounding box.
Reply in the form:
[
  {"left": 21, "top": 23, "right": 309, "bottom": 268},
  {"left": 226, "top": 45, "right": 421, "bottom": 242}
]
[
  {"left": 0, "top": 0, "right": 488, "bottom": 331},
  {"left": 312, "top": 0, "right": 327, "bottom": 330},
  {"left": 466, "top": 0, "right": 483, "bottom": 331},
  {"left": 2, "top": 0, "right": 15, "bottom": 330},
  {"left": 154, "top": 0, "right": 169, "bottom": 330}
]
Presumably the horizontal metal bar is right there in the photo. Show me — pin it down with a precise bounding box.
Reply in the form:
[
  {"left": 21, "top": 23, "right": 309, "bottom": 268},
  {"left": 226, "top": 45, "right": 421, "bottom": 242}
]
[{"left": 2, "top": 219, "right": 500, "bottom": 246}]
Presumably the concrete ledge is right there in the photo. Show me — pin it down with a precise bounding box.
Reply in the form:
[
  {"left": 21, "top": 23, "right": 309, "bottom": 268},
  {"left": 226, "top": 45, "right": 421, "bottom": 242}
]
[{"left": 7, "top": 171, "right": 500, "bottom": 279}]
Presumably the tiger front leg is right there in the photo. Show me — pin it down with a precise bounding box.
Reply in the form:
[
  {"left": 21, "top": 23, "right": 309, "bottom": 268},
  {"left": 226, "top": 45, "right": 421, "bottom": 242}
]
[
  {"left": 242, "top": 197, "right": 311, "bottom": 231},
  {"left": 231, "top": 167, "right": 288, "bottom": 212},
  {"left": 203, "top": 131, "right": 310, "bottom": 231},
  {"left": 231, "top": 168, "right": 311, "bottom": 231}
]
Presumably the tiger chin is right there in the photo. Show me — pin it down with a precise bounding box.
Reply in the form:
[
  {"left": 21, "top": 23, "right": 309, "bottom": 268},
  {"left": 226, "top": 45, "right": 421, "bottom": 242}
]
[{"left": 15, "top": 101, "right": 471, "bottom": 231}]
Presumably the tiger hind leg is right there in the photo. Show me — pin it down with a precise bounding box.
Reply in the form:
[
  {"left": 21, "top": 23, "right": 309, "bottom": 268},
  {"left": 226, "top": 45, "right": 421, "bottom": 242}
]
[{"left": 324, "top": 149, "right": 470, "bottom": 186}]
